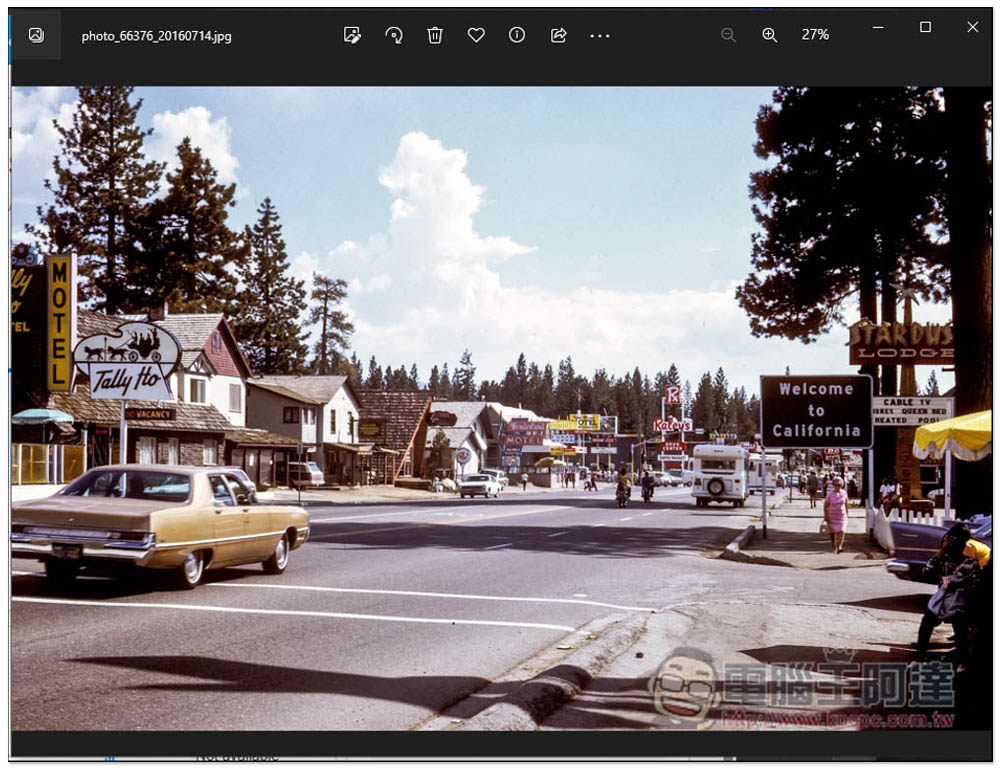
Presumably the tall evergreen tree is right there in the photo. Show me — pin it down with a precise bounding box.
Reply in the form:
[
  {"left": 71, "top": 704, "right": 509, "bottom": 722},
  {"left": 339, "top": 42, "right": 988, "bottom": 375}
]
[
  {"left": 499, "top": 366, "right": 520, "bottom": 406},
  {"left": 409, "top": 363, "right": 420, "bottom": 388},
  {"left": 712, "top": 368, "right": 730, "bottom": 433},
  {"left": 691, "top": 372, "right": 717, "bottom": 434},
  {"left": 348, "top": 352, "right": 363, "bottom": 389},
  {"left": 28, "top": 86, "right": 164, "bottom": 313},
  {"left": 428, "top": 365, "right": 441, "bottom": 397},
  {"left": 515, "top": 353, "right": 529, "bottom": 405},
  {"left": 439, "top": 363, "right": 453, "bottom": 399},
  {"left": 230, "top": 198, "right": 307, "bottom": 374},
  {"left": 526, "top": 362, "right": 543, "bottom": 413},
  {"left": 367, "top": 356, "right": 383, "bottom": 390},
  {"left": 538, "top": 364, "right": 556, "bottom": 417},
  {"left": 453, "top": 350, "right": 476, "bottom": 399},
  {"left": 554, "top": 356, "right": 578, "bottom": 416},
  {"left": 129, "top": 137, "right": 243, "bottom": 314},
  {"left": 925, "top": 370, "right": 941, "bottom": 396},
  {"left": 306, "top": 272, "right": 354, "bottom": 375},
  {"left": 591, "top": 368, "right": 617, "bottom": 418}
]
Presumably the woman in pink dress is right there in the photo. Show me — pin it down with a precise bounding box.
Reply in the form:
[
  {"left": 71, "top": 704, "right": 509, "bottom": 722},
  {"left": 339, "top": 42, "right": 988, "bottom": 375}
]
[{"left": 823, "top": 477, "right": 849, "bottom": 553}]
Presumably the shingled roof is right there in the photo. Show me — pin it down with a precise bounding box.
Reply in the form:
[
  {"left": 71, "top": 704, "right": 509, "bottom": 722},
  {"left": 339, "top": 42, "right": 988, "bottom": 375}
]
[
  {"left": 78, "top": 310, "right": 123, "bottom": 337},
  {"left": 251, "top": 375, "right": 357, "bottom": 405},
  {"left": 430, "top": 401, "right": 494, "bottom": 438},
  {"left": 358, "top": 389, "right": 432, "bottom": 455},
  {"left": 46, "top": 379, "right": 231, "bottom": 432},
  {"left": 224, "top": 427, "right": 300, "bottom": 446}
]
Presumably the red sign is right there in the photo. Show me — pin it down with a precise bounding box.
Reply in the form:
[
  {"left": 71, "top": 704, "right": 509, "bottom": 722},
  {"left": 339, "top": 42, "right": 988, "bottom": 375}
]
[
  {"left": 660, "top": 440, "right": 686, "bottom": 453},
  {"left": 665, "top": 385, "right": 682, "bottom": 405}
]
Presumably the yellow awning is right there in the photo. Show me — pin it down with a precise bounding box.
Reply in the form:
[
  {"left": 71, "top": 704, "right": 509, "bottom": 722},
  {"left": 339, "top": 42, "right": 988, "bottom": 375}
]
[{"left": 913, "top": 410, "right": 992, "bottom": 461}]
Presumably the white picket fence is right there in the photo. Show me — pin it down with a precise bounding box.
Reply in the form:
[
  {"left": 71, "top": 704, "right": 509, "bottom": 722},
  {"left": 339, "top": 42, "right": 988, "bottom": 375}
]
[{"left": 867, "top": 504, "right": 947, "bottom": 551}]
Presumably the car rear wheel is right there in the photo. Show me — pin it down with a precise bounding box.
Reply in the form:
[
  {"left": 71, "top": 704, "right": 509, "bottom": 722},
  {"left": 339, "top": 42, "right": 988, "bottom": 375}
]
[
  {"left": 45, "top": 559, "right": 79, "bottom": 584},
  {"left": 263, "top": 533, "right": 291, "bottom": 575},
  {"left": 176, "top": 550, "right": 205, "bottom": 589}
]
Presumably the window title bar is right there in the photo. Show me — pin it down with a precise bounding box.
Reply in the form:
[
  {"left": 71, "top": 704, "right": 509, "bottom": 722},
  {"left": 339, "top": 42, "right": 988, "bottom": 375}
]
[{"left": 10, "top": 8, "right": 992, "bottom": 87}]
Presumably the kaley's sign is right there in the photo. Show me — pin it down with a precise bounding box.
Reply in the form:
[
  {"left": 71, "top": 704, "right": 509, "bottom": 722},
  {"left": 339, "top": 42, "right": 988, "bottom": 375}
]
[
  {"left": 848, "top": 320, "right": 954, "bottom": 366},
  {"left": 73, "top": 321, "right": 181, "bottom": 400}
]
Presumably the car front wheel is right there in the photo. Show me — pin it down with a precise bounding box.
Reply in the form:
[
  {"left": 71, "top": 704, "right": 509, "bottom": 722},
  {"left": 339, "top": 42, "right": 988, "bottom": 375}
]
[
  {"left": 176, "top": 550, "right": 205, "bottom": 589},
  {"left": 263, "top": 533, "right": 291, "bottom": 574}
]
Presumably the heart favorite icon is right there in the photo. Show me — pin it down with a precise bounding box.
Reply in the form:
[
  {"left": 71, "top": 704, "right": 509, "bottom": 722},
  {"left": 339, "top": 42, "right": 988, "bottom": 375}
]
[{"left": 467, "top": 27, "right": 486, "bottom": 43}]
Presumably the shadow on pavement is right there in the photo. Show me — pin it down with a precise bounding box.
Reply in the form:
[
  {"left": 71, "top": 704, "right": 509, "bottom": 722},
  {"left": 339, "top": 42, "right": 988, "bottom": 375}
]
[
  {"left": 839, "top": 593, "right": 932, "bottom": 614},
  {"left": 310, "top": 522, "right": 744, "bottom": 558}
]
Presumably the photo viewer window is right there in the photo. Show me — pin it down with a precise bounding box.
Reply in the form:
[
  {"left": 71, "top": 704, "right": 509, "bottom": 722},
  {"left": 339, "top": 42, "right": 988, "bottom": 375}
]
[{"left": 7, "top": 6, "right": 992, "bottom": 763}]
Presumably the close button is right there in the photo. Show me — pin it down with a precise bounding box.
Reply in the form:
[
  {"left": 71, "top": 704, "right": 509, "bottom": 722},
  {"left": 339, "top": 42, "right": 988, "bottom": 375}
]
[{"left": 967, "top": 21, "right": 980, "bottom": 33}]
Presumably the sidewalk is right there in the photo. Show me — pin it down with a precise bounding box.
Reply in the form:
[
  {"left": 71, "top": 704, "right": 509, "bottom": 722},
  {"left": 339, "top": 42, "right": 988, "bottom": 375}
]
[
  {"left": 257, "top": 480, "right": 588, "bottom": 506},
  {"left": 513, "top": 495, "right": 958, "bottom": 732},
  {"left": 727, "top": 494, "right": 886, "bottom": 569}
]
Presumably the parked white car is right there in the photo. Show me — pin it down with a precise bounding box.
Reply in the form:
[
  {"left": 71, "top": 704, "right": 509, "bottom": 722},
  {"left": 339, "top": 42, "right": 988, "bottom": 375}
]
[
  {"left": 458, "top": 474, "right": 502, "bottom": 499},
  {"left": 478, "top": 468, "right": 509, "bottom": 488}
]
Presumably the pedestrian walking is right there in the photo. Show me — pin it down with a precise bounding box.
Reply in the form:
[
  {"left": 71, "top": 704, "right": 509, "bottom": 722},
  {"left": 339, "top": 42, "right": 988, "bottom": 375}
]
[
  {"left": 570, "top": 471, "right": 576, "bottom": 489},
  {"left": 520, "top": 471, "right": 528, "bottom": 491},
  {"left": 823, "top": 477, "right": 849, "bottom": 553},
  {"left": 806, "top": 470, "right": 819, "bottom": 508}
]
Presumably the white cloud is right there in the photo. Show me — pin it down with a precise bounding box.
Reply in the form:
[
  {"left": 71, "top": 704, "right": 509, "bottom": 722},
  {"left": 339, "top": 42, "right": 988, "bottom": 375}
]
[
  {"left": 10, "top": 87, "right": 76, "bottom": 205},
  {"left": 295, "top": 131, "right": 955, "bottom": 394},
  {"left": 148, "top": 106, "right": 240, "bottom": 187}
]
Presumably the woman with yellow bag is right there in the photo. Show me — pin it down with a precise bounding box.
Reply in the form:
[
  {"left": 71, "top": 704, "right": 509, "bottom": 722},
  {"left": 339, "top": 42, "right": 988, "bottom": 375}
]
[{"left": 822, "top": 476, "right": 849, "bottom": 553}]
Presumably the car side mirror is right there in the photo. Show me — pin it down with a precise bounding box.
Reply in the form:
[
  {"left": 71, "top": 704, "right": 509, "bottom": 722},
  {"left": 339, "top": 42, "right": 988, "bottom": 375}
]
[{"left": 236, "top": 493, "right": 248, "bottom": 505}]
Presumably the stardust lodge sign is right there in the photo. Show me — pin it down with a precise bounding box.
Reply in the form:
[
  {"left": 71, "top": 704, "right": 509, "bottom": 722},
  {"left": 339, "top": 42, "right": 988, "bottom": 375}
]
[
  {"left": 73, "top": 321, "right": 182, "bottom": 400},
  {"left": 760, "top": 375, "right": 874, "bottom": 450},
  {"left": 848, "top": 320, "right": 954, "bottom": 366}
]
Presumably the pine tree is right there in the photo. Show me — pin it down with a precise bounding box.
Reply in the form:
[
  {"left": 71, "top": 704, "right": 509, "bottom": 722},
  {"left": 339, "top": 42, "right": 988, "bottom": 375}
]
[
  {"left": 538, "top": 365, "right": 556, "bottom": 417},
  {"left": 526, "top": 362, "right": 542, "bottom": 412},
  {"left": 691, "top": 373, "right": 717, "bottom": 434},
  {"left": 428, "top": 365, "right": 440, "bottom": 396},
  {"left": 591, "top": 368, "right": 616, "bottom": 418},
  {"left": 555, "top": 357, "right": 578, "bottom": 416},
  {"left": 409, "top": 364, "right": 420, "bottom": 388},
  {"left": 439, "top": 363, "right": 453, "bottom": 399},
  {"left": 499, "top": 366, "right": 520, "bottom": 406},
  {"left": 515, "top": 353, "right": 529, "bottom": 405},
  {"left": 230, "top": 198, "right": 307, "bottom": 373},
  {"left": 367, "top": 357, "right": 384, "bottom": 390},
  {"left": 348, "top": 352, "right": 363, "bottom": 389},
  {"left": 925, "top": 370, "right": 941, "bottom": 396},
  {"left": 28, "top": 86, "right": 164, "bottom": 313},
  {"left": 453, "top": 350, "right": 477, "bottom": 399},
  {"left": 306, "top": 272, "right": 354, "bottom": 375},
  {"left": 129, "top": 137, "right": 244, "bottom": 314},
  {"left": 427, "top": 428, "right": 452, "bottom": 478},
  {"left": 712, "top": 368, "right": 730, "bottom": 434}
]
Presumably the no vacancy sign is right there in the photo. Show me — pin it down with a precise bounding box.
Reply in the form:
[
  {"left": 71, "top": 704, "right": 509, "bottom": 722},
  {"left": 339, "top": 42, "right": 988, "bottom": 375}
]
[{"left": 760, "top": 375, "right": 874, "bottom": 449}]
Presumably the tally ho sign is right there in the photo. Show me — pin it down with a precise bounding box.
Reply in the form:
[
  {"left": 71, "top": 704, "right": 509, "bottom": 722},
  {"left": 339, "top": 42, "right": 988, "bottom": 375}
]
[
  {"left": 73, "top": 321, "right": 182, "bottom": 400},
  {"left": 760, "top": 375, "right": 873, "bottom": 449}
]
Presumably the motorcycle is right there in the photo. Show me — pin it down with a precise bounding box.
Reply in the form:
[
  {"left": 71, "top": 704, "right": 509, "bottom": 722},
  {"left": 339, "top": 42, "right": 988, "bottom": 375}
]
[
  {"left": 616, "top": 483, "right": 630, "bottom": 508},
  {"left": 642, "top": 485, "right": 653, "bottom": 503}
]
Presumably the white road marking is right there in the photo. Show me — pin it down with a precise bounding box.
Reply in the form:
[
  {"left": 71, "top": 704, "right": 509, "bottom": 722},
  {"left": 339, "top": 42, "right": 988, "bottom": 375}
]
[
  {"left": 483, "top": 542, "right": 514, "bottom": 550},
  {"left": 620, "top": 517, "right": 632, "bottom": 522},
  {"left": 547, "top": 531, "right": 569, "bottom": 538},
  {"left": 311, "top": 505, "right": 483, "bottom": 523},
  {"left": 591, "top": 523, "right": 607, "bottom": 527},
  {"left": 12, "top": 596, "right": 578, "bottom": 633},
  {"left": 212, "top": 582, "right": 655, "bottom": 611},
  {"left": 642, "top": 513, "right": 653, "bottom": 517}
]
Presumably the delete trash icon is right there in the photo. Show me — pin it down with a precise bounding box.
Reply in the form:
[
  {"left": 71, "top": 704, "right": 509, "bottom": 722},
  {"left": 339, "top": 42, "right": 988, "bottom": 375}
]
[
  {"left": 427, "top": 27, "right": 443, "bottom": 44},
  {"left": 28, "top": 27, "right": 45, "bottom": 44}
]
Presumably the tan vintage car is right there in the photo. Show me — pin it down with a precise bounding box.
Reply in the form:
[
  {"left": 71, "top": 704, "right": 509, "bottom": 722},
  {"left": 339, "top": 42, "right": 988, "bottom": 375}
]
[{"left": 11, "top": 465, "right": 309, "bottom": 589}]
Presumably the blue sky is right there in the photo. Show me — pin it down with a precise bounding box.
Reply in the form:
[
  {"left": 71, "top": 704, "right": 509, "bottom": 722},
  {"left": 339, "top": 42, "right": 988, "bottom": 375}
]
[{"left": 11, "top": 85, "right": 953, "bottom": 396}]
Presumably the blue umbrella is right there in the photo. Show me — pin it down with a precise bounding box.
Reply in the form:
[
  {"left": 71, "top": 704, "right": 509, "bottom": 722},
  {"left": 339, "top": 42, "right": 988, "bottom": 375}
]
[{"left": 11, "top": 408, "right": 75, "bottom": 425}]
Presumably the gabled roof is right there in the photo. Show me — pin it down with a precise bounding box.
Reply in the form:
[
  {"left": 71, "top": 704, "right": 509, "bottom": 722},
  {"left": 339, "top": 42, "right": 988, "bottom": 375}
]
[
  {"left": 78, "top": 310, "right": 123, "bottom": 337},
  {"left": 251, "top": 375, "right": 359, "bottom": 406},
  {"left": 424, "top": 426, "right": 487, "bottom": 452},
  {"left": 247, "top": 380, "right": 324, "bottom": 405},
  {"left": 430, "top": 400, "right": 494, "bottom": 438},
  {"left": 155, "top": 313, "right": 225, "bottom": 353},
  {"left": 224, "top": 427, "right": 300, "bottom": 446}
]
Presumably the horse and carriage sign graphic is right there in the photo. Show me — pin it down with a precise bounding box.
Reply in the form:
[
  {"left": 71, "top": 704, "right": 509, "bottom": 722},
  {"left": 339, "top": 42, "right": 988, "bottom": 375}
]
[{"left": 73, "top": 321, "right": 183, "bottom": 401}]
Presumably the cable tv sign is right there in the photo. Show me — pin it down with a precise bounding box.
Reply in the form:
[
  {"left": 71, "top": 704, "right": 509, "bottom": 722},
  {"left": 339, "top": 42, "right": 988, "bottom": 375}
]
[{"left": 760, "top": 375, "right": 873, "bottom": 449}]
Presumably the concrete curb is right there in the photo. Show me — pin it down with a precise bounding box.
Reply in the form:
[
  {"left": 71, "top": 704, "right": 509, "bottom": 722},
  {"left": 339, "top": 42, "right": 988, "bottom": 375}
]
[
  {"left": 724, "top": 524, "right": 755, "bottom": 554},
  {"left": 455, "top": 612, "right": 650, "bottom": 731}
]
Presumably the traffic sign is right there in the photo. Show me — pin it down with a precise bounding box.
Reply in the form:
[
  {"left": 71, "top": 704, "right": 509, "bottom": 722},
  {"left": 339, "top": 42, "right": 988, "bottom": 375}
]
[
  {"left": 455, "top": 448, "right": 472, "bottom": 464},
  {"left": 760, "top": 375, "right": 873, "bottom": 449}
]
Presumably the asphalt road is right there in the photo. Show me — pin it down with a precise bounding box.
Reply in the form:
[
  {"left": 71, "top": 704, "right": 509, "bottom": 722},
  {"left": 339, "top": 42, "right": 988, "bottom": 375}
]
[{"left": 10, "top": 485, "right": 904, "bottom": 732}]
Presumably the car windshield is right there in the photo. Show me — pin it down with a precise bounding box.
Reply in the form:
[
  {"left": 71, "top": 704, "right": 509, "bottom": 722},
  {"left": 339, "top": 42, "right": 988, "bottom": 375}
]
[
  {"left": 466, "top": 476, "right": 490, "bottom": 481},
  {"left": 61, "top": 469, "right": 191, "bottom": 502}
]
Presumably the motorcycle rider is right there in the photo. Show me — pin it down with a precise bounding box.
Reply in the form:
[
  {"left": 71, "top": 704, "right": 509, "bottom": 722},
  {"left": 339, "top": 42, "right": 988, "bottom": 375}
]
[{"left": 641, "top": 470, "right": 655, "bottom": 501}]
